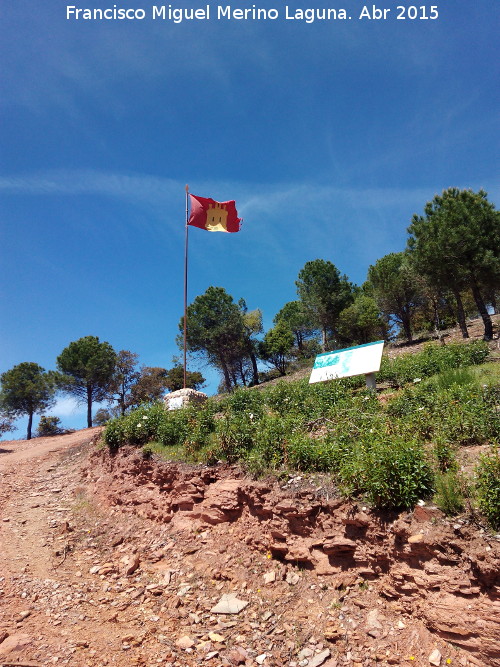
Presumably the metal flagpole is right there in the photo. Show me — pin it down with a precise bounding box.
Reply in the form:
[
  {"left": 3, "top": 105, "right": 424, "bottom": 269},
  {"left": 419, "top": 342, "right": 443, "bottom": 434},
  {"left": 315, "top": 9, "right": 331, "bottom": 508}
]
[{"left": 183, "top": 184, "right": 189, "bottom": 389}]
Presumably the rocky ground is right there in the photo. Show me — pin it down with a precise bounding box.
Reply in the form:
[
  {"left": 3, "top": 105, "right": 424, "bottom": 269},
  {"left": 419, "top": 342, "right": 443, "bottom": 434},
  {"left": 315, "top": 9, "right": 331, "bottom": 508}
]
[{"left": 1, "top": 431, "right": 499, "bottom": 667}]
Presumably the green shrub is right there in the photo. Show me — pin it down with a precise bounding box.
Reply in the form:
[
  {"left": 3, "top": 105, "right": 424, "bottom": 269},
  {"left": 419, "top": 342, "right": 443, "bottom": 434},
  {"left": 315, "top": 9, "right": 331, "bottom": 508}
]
[
  {"left": 356, "top": 437, "right": 433, "bottom": 509},
  {"left": 157, "top": 407, "right": 192, "bottom": 447},
  {"left": 211, "top": 412, "right": 257, "bottom": 462},
  {"left": 103, "top": 416, "right": 127, "bottom": 451},
  {"left": 265, "top": 380, "right": 312, "bottom": 418},
  {"left": 251, "top": 414, "right": 302, "bottom": 469},
  {"left": 183, "top": 406, "right": 216, "bottom": 454},
  {"left": 36, "top": 415, "right": 63, "bottom": 437},
  {"left": 103, "top": 402, "right": 176, "bottom": 449},
  {"left": 437, "top": 385, "right": 499, "bottom": 446},
  {"left": 476, "top": 449, "right": 500, "bottom": 529},
  {"left": 380, "top": 340, "right": 489, "bottom": 386},
  {"left": 432, "top": 439, "right": 456, "bottom": 472},
  {"left": 387, "top": 382, "right": 499, "bottom": 447},
  {"left": 221, "top": 387, "right": 266, "bottom": 419},
  {"left": 319, "top": 433, "right": 434, "bottom": 510},
  {"left": 434, "top": 470, "right": 465, "bottom": 515},
  {"left": 432, "top": 367, "right": 478, "bottom": 391},
  {"left": 0, "top": 415, "right": 15, "bottom": 436},
  {"left": 94, "top": 408, "right": 112, "bottom": 426}
]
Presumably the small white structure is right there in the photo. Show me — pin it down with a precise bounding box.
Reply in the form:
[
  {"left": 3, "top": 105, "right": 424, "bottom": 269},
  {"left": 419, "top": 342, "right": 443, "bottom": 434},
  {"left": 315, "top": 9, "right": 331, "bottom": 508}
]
[{"left": 164, "top": 387, "right": 208, "bottom": 411}]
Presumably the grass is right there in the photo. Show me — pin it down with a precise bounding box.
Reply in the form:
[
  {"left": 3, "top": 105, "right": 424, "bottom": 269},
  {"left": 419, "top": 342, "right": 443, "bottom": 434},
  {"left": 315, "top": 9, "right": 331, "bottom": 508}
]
[
  {"left": 142, "top": 440, "right": 186, "bottom": 461},
  {"left": 433, "top": 470, "right": 466, "bottom": 516},
  {"left": 470, "top": 361, "right": 500, "bottom": 387}
]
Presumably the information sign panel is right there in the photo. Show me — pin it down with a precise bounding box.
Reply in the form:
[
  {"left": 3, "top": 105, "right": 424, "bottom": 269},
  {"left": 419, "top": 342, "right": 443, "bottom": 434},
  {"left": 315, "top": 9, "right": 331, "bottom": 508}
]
[{"left": 309, "top": 340, "right": 385, "bottom": 384}]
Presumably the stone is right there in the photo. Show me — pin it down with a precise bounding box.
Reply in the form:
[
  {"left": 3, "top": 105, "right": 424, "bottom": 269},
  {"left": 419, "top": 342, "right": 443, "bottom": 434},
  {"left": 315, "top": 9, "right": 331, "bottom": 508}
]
[
  {"left": 286, "top": 544, "right": 312, "bottom": 562},
  {"left": 211, "top": 593, "right": 249, "bottom": 614},
  {"left": 16, "top": 610, "right": 31, "bottom": 621},
  {"left": 298, "top": 647, "right": 314, "bottom": 660},
  {"left": 227, "top": 646, "right": 248, "bottom": 664},
  {"left": 309, "top": 648, "right": 331, "bottom": 667},
  {"left": 365, "top": 609, "right": 384, "bottom": 639},
  {"left": 196, "top": 640, "right": 212, "bottom": 652},
  {"left": 263, "top": 571, "right": 276, "bottom": 584},
  {"left": 205, "top": 651, "right": 219, "bottom": 660},
  {"left": 323, "top": 625, "right": 341, "bottom": 641},
  {"left": 0, "top": 633, "right": 32, "bottom": 655},
  {"left": 208, "top": 632, "right": 225, "bottom": 643},
  {"left": 366, "top": 609, "right": 383, "bottom": 629},
  {"left": 256, "top": 654, "right": 268, "bottom": 665},
  {"left": 120, "top": 553, "right": 140, "bottom": 575},
  {"left": 322, "top": 537, "right": 357, "bottom": 555},
  {"left": 286, "top": 571, "right": 300, "bottom": 585},
  {"left": 176, "top": 635, "right": 196, "bottom": 649},
  {"left": 414, "top": 505, "right": 441, "bottom": 522},
  {"left": 342, "top": 511, "right": 370, "bottom": 527},
  {"left": 408, "top": 533, "right": 424, "bottom": 544},
  {"left": 428, "top": 648, "right": 442, "bottom": 665}
]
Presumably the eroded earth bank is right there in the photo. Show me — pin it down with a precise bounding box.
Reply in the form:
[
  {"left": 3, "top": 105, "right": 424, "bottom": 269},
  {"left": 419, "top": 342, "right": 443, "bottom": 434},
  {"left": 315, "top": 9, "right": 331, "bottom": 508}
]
[{"left": 1, "top": 435, "right": 499, "bottom": 666}]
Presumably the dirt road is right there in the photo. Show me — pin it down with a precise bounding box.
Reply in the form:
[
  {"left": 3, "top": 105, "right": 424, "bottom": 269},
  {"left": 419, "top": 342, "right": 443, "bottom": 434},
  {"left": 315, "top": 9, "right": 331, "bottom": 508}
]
[{"left": 0, "top": 428, "right": 102, "bottom": 469}]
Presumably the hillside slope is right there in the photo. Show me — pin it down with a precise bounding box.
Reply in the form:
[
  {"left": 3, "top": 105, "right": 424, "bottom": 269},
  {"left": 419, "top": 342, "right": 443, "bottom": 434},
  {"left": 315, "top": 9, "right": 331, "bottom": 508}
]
[{"left": 0, "top": 431, "right": 499, "bottom": 666}]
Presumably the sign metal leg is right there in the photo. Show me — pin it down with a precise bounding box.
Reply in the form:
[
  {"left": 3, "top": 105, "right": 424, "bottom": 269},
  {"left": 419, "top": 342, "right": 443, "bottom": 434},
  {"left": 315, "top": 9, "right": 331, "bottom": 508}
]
[{"left": 365, "top": 373, "right": 377, "bottom": 391}]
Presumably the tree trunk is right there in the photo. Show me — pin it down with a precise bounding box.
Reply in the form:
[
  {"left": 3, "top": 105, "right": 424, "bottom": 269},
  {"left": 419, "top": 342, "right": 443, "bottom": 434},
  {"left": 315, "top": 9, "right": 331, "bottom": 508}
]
[
  {"left": 238, "top": 359, "right": 247, "bottom": 387},
  {"left": 321, "top": 327, "right": 328, "bottom": 352},
  {"left": 119, "top": 387, "right": 126, "bottom": 416},
  {"left": 250, "top": 352, "right": 259, "bottom": 385},
  {"left": 491, "top": 293, "right": 499, "bottom": 315},
  {"left": 432, "top": 298, "right": 440, "bottom": 336},
  {"left": 27, "top": 411, "right": 33, "bottom": 440},
  {"left": 87, "top": 385, "right": 93, "bottom": 427},
  {"left": 452, "top": 288, "right": 469, "bottom": 338},
  {"left": 470, "top": 277, "right": 494, "bottom": 340},
  {"left": 400, "top": 311, "right": 413, "bottom": 342},
  {"left": 220, "top": 360, "right": 232, "bottom": 393}
]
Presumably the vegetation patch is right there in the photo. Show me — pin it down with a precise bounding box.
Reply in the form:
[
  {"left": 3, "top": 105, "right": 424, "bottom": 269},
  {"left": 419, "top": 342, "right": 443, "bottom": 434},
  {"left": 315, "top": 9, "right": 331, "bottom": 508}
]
[
  {"left": 103, "top": 341, "right": 499, "bottom": 519},
  {"left": 475, "top": 449, "right": 500, "bottom": 530}
]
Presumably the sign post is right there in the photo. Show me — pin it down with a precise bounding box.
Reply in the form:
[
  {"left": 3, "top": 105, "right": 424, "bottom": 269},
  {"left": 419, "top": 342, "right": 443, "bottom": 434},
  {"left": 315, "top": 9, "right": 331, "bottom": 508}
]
[{"left": 309, "top": 341, "right": 385, "bottom": 390}]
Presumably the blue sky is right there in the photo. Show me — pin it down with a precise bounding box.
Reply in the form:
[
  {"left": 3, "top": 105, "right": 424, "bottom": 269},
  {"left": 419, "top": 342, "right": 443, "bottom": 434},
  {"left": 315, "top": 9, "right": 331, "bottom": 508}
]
[{"left": 1, "top": 1, "right": 499, "bottom": 437}]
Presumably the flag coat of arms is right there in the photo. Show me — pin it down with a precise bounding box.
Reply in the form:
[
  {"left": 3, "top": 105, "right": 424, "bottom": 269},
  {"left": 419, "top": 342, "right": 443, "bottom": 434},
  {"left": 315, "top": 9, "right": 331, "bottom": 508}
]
[{"left": 188, "top": 194, "right": 241, "bottom": 233}]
